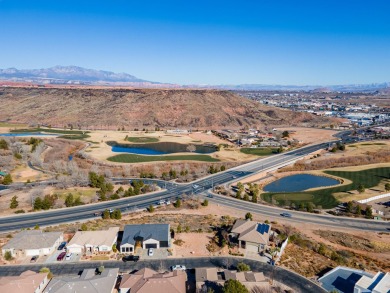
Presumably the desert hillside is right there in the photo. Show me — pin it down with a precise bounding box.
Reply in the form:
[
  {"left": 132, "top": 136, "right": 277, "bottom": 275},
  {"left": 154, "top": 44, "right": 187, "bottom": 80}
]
[{"left": 0, "top": 87, "right": 332, "bottom": 129}]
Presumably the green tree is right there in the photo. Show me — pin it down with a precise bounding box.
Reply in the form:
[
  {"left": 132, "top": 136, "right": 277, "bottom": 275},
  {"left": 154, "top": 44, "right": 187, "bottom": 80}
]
[
  {"left": 39, "top": 267, "right": 53, "bottom": 279},
  {"left": 307, "top": 202, "right": 315, "bottom": 213},
  {"left": 34, "top": 224, "right": 40, "bottom": 230},
  {"left": 112, "top": 244, "right": 118, "bottom": 253},
  {"left": 10, "top": 196, "right": 19, "bottom": 209},
  {"left": 223, "top": 279, "right": 249, "bottom": 293},
  {"left": 148, "top": 204, "right": 155, "bottom": 213},
  {"left": 0, "top": 138, "right": 8, "bottom": 150},
  {"left": 243, "top": 193, "right": 249, "bottom": 201},
  {"left": 111, "top": 209, "right": 122, "bottom": 219},
  {"left": 102, "top": 209, "right": 110, "bottom": 219},
  {"left": 385, "top": 183, "right": 390, "bottom": 192},
  {"left": 365, "top": 206, "right": 373, "bottom": 218},
  {"left": 356, "top": 205, "right": 362, "bottom": 215},
  {"left": 175, "top": 198, "right": 181, "bottom": 208},
  {"left": 346, "top": 201, "right": 353, "bottom": 213},
  {"left": 220, "top": 165, "right": 226, "bottom": 171},
  {"left": 4, "top": 251, "right": 13, "bottom": 261},
  {"left": 177, "top": 224, "right": 182, "bottom": 233},
  {"left": 203, "top": 199, "right": 209, "bottom": 207},
  {"left": 74, "top": 197, "right": 83, "bottom": 206},
  {"left": 245, "top": 212, "right": 253, "bottom": 221},
  {"left": 252, "top": 193, "right": 258, "bottom": 203},
  {"left": 81, "top": 223, "right": 88, "bottom": 231},
  {"left": 2, "top": 174, "right": 13, "bottom": 185},
  {"left": 33, "top": 197, "right": 43, "bottom": 210},
  {"left": 237, "top": 262, "right": 251, "bottom": 272},
  {"left": 282, "top": 131, "right": 289, "bottom": 138},
  {"left": 357, "top": 184, "right": 365, "bottom": 194},
  {"left": 65, "top": 193, "right": 74, "bottom": 207}
]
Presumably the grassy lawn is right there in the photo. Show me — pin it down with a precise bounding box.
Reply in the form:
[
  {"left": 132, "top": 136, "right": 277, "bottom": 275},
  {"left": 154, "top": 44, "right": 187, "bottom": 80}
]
[
  {"left": 262, "top": 167, "right": 390, "bottom": 209},
  {"left": 0, "top": 122, "right": 28, "bottom": 128},
  {"left": 59, "top": 134, "right": 91, "bottom": 140},
  {"left": 126, "top": 136, "right": 159, "bottom": 143},
  {"left": 272, "top": 193, "right": 314, "bottom": 201},
  {"left": 108, "top": 153, "right": 219, "bottom": 163},
  {"left": 53, "top": 188, "right": 98, "bottom": 200},
  {"left": 240, "top": 147, "right": 277, "bottom": 156},
  {"left": 10, "top": 128, "right": 90, "bottom": 135}
]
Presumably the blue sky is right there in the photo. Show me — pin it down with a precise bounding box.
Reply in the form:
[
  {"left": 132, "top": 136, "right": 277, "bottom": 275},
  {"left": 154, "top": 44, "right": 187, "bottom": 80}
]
[{"left": 0, "top": 0, "right": 389, "bottom": 85}]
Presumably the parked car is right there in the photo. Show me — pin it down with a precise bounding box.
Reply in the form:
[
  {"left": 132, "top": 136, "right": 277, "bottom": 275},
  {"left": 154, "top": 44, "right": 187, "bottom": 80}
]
[
  {"left": 57, "top": 252, "right": 66, "bottom": 261},
  {"left": 58, "top": 241, "right": 67, "bottom": 250},
  {"left": 170, "top": 265, "right": 186, "bottom": 271},
  {"left": 207, "top": 194, "right": 214, "bottom": 198},
  {"left": 280, "top": 212, "right": 292, "bottom": 218},
  {"left": 165, "top": 200, "right": 171, "bottom": 205},
  {"left": 148, "top": 248, "right": 154, "bottom": 256},
  {"left": 122, "top": 255, "right": 140, "bottom": 262},
  {"left": 65, "top": 253, "right": 73, "bottom": 261},
  {"left": 30, "top": 255, "right": 39, "bottom": 263}
]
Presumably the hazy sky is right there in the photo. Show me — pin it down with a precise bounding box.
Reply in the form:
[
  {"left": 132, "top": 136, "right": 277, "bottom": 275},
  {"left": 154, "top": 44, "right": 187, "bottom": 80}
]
[{"left": 1, "top": 0, "right": 389, "bottom": 85}]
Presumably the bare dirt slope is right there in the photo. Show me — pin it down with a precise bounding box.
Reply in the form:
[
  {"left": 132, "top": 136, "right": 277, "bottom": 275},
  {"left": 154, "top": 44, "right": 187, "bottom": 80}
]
[{"left": 0, "top": 87, "right": 331, "bottom": 129}]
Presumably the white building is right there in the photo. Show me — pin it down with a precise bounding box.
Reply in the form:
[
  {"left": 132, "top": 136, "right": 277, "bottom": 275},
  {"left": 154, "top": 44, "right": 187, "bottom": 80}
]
[
  {"left": 2, "top": 230, "right": 63, "bottom": 257},
  {"left": 66, "top": 227, "right": 119, "bottom": 254}
]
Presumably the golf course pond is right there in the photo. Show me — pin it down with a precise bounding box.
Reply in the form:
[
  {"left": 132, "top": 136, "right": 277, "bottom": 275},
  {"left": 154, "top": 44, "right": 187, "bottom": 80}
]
[
  {"left": 108, "top": 141, "right": 217, "bottom": 155},
  {"left": 0, "top": 132, "right": 57, "bottom": 137},
  {"left": 263, "top": 174, "right": 340, "bottom": 193}
]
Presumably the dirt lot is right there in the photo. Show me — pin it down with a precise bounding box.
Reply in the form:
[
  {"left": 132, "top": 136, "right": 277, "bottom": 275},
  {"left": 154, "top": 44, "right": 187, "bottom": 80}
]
[{"left": 274, "top": 127, "right": 338, "bottom": 144}]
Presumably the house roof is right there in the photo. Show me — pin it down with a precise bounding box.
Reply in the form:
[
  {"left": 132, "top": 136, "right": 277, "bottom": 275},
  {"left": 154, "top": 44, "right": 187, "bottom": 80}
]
[
  {"left": 231, "top": 220, "right": 271, "bottom": 245},
  {"left": 2, "top": 230, "right": 62, "bottom": 250},
  {"left": 121, "top": 224, "right": 169, "bottom": 246},
  {"left": 318, "top": 266, "right": 374, "bottom": 293},
  {"left": 43, "top": 268, "right": 119, "bottom": 293},
  {"left": 120, "top": 268, "right": 186, "bottom": 293},
  {"left": 195, "top": 267, "right": 218, "bottom": 282},
  {"left": 0, "top": 270, "right": 47, "bottom": 293},
  {"left": 67, "top": 227, "right": 119, "bottom": 248},
  {"left": 355, "top": 272, "right": 390, "bottom": 293},
  {"left": 223, "top": 270, "right": 265, "bottom": 283}
]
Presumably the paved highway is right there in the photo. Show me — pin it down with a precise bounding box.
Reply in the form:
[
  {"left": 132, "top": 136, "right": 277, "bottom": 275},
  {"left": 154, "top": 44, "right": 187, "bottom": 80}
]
[{"left": 0, "top": 140, "right": 388, "bottom": 233}]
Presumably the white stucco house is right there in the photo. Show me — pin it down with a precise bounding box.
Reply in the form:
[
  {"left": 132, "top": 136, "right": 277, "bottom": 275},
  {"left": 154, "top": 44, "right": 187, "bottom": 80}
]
[
  {"left": 2, "top": 230, "right": 63, "bottom": 257},
  {"left": 66, "top": 227, "right": 119, "bottom": 254}
]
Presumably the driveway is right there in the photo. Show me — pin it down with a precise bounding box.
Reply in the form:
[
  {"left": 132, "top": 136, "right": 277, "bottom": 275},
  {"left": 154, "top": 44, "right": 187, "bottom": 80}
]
[
  {"left": 45, "top": 250, "right": 81, "bottom": 264},
  {"left": 139, "top": 248, "right": 169, "bottom": 260}
]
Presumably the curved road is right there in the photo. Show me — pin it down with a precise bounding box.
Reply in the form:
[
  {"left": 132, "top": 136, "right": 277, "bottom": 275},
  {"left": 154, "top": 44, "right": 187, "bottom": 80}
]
[
  {"left": 0, "top": 256, "right": 326, "bottom": 293},
  {"left": 0, "top": 141, "right": 389, "bottom": 232}
]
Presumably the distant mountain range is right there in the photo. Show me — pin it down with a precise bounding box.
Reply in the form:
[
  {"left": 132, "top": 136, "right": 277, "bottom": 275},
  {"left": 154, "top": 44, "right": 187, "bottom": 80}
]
[
  {"left": 0, "top": 66, "right": 160, "bottom": 86},
  {"left": 0, "top": 66, "right": 389, "bottom": 92}
]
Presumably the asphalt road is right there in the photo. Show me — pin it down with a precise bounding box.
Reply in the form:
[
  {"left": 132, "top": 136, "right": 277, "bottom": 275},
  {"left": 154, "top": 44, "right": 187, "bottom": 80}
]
[
  {"left": 0, "top": 140, "right": 388, "bottom": 233},
  {"left": 208, "top": 193, "right": 390, "bottom": 232},
  {"left": 0, "top": 142, "right": 333, "bottom": 232},
  {"left": 0, "top": 257, "right": 326, "bottom": 293}
]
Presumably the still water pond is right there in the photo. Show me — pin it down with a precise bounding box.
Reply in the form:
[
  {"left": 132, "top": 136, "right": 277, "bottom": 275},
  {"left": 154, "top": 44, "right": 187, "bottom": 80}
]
[
  {"left": 0, "top": 132, "right": 57, "bottom": 137},
  {"left": 263, "top": 174, "right": 339, "bottom": 193},
  {"left": 109, "top": 141, "right": 216, "bottom": 155}
]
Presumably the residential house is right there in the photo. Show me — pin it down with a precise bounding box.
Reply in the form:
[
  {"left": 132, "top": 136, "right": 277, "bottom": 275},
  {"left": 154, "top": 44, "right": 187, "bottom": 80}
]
[
  {"left": 354, "top": 272, "right": 390, "bottom": 293},
  {"left": 195, "top": 268, "right": 267, "bottom": 291},
  {"left": 43, "top": 268, "right": 119, "bottom": 293},
  {"left": 319, "top": 266, "right": 390, "bottom": 293},
  {"left": 2, "top": 230, "right": 63, "bottom": 257},
  {"left": 66, "top": 227, "right": 119, "bottom": 254},
  {"left": 119, "top": 268, "right": 186, "bottom": 293},
  {"left": 0, "top": 270, "right": 49, "bottom": 293},
  {"left": 120, "top": 224, "right": 170, "bottom": 254},
  {"left": 230, "top": 220, "right": 271, "bottom": 253}
]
